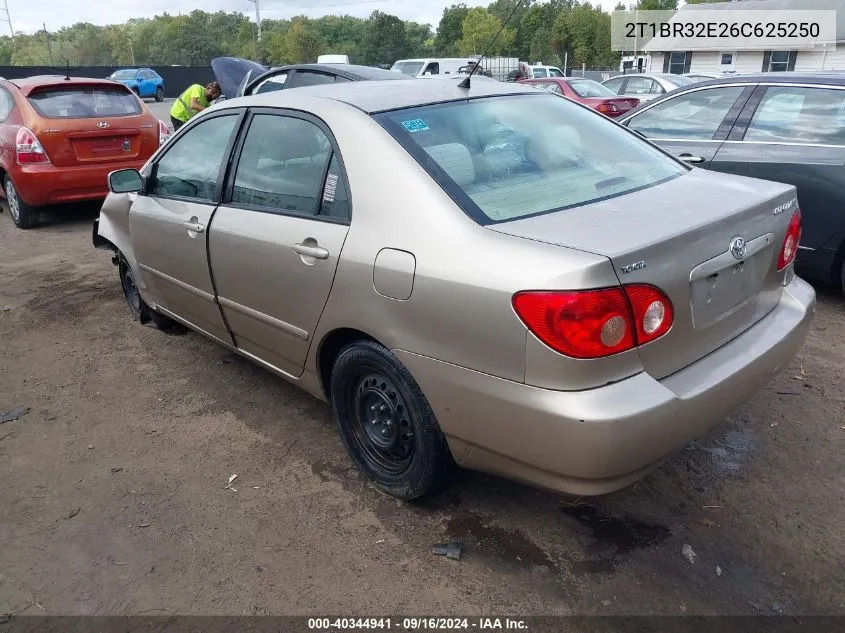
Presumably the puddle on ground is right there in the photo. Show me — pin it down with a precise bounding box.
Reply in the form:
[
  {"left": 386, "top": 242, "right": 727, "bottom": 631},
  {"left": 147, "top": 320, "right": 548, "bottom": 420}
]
[
  {"left": 561, "top": 505, "right": 671, "bottom": 574},
  {"left": 445, "top": 514, "right": 557, "bottom": 573},
  {"left": 310, "top": 460, "right": 350, "bottom": 481},
  {"left": 686, "top": 427, "right": 759, "bottom": 474}
]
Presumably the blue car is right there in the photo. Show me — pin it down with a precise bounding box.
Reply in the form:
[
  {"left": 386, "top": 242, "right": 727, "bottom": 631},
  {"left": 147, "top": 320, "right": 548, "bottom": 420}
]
[{"left": 108, "top": 68, "right": 165, "bottom": 102}]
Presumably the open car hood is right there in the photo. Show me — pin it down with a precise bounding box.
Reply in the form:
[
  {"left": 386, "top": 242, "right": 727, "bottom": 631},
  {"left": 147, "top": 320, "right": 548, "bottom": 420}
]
[{"left": 211, "top": 57, "right": 269, "bottom": 99}]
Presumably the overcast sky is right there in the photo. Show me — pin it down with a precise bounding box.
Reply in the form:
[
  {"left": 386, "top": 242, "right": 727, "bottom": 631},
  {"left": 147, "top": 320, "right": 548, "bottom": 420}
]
[{"left": 6, "top": 0, "right": 626, "bottom": 35}]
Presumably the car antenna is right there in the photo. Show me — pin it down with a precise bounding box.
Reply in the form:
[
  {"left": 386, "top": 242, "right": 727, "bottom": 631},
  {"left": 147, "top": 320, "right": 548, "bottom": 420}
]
[
  {"left": 458, "top": 0, "right": 524, "bottom": 89},
  {"left": 64, "top": 61, "right": 70, "bottom": 81}
]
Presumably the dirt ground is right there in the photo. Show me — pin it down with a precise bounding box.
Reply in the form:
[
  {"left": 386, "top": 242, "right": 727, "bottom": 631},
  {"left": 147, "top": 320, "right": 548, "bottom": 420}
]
[{"left": 1, "top": 204, "right": 844, "bottom": 618}]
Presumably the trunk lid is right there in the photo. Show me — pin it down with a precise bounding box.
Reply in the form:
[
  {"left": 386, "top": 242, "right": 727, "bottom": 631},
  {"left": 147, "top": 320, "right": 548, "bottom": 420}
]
[
  {"left": 489, "top": 169, "right": 799, "bottom": 379},
  {"left": 26, "top": 83, "right": 159, "bottom": 167}
]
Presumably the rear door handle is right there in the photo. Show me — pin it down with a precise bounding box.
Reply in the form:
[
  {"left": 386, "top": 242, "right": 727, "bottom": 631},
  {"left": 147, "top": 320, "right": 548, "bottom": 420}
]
[
  {"left": 293, "top": 242, "right": 329, "bottom": 260},
  {"left": 678, "top": 154, "right": 705, "bottom": 164},
  {"left": 183, "top": 220, "right": 205, "bottom": 233}
]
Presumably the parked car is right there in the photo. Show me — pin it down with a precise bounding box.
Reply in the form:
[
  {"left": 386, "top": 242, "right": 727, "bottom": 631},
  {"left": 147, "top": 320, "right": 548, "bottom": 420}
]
[
  {"left": 519, "top": 77, "right": 640, "bottom": 118},
  {"left": 526, "top": 64, "right": 565, "bottom": 78},
  {"left": 108, "top": 68, "right": 165, "bottom": 102},
  {"left": 211, "top": 57, "right": 412, "bottom": 100},
  {"left": 0, "top": 75, "right": 169, "bottom": 229},
  {"left": 602, "top": 73, "right": 697, "bottom": 102},
  {"left": 618, "top": 72, "right": 845, "bottom": 291},
  {"left": 93, "top": 79, "right": 814, "bottom": 500}
]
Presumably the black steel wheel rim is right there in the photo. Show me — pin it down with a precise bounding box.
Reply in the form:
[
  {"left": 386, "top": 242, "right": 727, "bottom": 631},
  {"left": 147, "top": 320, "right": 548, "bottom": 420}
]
[
  {"left": 122, "top": 268, "right": 142, "bottom": 319},
  {"left": 349, "top": 370, "right": 414, "bottom": 476}
]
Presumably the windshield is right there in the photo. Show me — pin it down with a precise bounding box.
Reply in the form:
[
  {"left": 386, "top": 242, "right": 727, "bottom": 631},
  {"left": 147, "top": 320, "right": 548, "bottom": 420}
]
[
  {"left": 376, "top": 95, "right": 686, "bottom": 225},
  {"left": 110, "top": 69, "right": 137, "bottom": 80},
  {"left": 568, "top": 79, "right": 616, "bottom": 98},
  {"left": 391, "top": 61, "right": 425, "bottom": 76}
]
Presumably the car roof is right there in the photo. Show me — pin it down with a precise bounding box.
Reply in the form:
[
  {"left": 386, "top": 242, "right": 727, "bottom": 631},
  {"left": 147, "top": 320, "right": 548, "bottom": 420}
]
[
  {"left": 221, "top": 77, "right": 537, "bottom": 114},
  {"left": 269, "top": 63, "right": 410, "bottom": 81},
  {"left": 680, "top": 72, "right": 845, "bottom": 88}
]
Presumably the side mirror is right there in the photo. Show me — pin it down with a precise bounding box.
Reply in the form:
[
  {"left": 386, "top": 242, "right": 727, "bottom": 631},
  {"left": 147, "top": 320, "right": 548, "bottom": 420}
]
[{"left": 109, "top": 168, "right": 144, "bottom": 194}]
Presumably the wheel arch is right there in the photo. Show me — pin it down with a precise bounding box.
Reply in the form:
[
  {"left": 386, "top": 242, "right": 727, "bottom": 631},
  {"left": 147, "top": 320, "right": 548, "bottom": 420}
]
[{"left": 317, "top": 327, "right": 382, "bottom": 400}]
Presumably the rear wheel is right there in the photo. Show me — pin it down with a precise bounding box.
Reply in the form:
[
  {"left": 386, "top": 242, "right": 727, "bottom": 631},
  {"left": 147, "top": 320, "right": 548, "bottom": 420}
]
[
  {"left": 119, "top": 257, "right": 176, "bottom": 330},
  {"left": 330, "top": 339, "right": 453, "bottom": 500},
  {"left": 155, "top": 87, "right": 164, "bottom": 102},
  {"left": 5, "top": 176, "right": 39, "bottom": 229}
]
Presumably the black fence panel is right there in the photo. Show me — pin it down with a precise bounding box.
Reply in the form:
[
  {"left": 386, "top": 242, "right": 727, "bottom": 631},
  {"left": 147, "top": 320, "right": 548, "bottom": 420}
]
[{"left": 0, "top": 65, "right": 216, "bottom": 98}]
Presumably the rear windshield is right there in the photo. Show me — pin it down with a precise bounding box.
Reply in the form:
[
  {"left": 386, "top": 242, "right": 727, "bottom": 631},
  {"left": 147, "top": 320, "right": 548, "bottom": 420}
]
[
  {"left": 568, "top": 79, "right": 616, "bottom": 98},
  {"left": 28, "top": 86, "right": 142, "bottom": 118},
  {"left": 376, "top": 94, "right": 686, "bottom": 224}
]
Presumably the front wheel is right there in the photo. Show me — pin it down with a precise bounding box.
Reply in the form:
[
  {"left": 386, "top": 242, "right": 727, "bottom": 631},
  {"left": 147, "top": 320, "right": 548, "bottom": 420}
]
[
  {"left": 155, "top": 87, "right": 164, "bottom": 102},
  {"left": 5, "top": 176, "right": 39, "bottom": 229},
  {"left": 119, "top": 258, "right": 176, "bottom": 331},
  {"left": 330, "top": 339, "right": 453, "bottom": 500}
]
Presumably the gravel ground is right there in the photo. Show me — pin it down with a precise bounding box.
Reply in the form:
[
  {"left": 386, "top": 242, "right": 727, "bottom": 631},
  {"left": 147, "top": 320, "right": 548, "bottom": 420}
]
[{"left": 1, "top": 203, "right": 844, "bottom": 617}]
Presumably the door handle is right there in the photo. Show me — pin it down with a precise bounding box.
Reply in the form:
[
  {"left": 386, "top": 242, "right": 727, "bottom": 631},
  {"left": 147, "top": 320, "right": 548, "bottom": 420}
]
[
  {"left": 183, "top": 220, "right": 205, "bottom": 233},
  {"left": 678, "top": 154, "right": 705, "bottom": 164},
  {"left": 293, "top": 242, "right": 329, "bottom": 260}
]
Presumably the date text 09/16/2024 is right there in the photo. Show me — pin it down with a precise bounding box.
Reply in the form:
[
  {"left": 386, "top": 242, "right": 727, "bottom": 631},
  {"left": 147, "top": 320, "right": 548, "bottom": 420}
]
[{"left": 307, "top": 618, "right": 529, "bottom": 630}]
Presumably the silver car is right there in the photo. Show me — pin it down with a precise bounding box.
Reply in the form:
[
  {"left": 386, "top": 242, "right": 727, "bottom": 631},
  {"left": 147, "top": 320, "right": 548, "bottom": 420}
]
[
  {"left": 602, "top": 73, "right": 698, "bottom": 102},
  {"left": 94, "top": 79, "right": 815, "bottom": 500}
]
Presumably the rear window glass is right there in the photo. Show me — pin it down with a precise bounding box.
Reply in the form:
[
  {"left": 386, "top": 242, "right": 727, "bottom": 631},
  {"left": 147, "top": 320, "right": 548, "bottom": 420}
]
[
  {"left": 28, "top": 87, "right": 142, "bottom": 118},
  {"left": 376, "top": 94, "right": 686, "bottom": 225}
]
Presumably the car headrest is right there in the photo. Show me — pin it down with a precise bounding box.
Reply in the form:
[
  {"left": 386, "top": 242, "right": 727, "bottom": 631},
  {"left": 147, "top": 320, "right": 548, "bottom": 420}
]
[
  {"left": 424, "top": 143, "right": 475, "bottom": 187},
  {"left": 525, "top": 126, "right": 583, "bottom": 171}
]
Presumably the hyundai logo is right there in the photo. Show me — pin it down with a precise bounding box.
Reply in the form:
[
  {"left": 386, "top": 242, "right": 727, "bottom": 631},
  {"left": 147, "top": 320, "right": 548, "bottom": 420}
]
[
  {"left": 96, "top": 121, "right": 109, "bottom": 129},
  {"left": 729, "top": 236, "right": 747, "bottom": 261}
]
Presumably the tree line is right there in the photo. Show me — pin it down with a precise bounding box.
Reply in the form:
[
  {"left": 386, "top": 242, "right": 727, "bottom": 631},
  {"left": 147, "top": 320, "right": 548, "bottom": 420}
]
[{"left": 0, "top": 0, "right": 723, "bottom": 71}]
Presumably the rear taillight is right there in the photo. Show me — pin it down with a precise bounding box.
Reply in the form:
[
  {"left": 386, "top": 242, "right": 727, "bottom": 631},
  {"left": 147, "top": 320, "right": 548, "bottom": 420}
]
[
  {"left": 512, "top": 285, "right": 674, "bottom": 359},
  {"left": 777, "top": 208, "right": 802, "bottom": 271},
  {"left": 596, "top": 102, "right": 620, "bottom": 115},
  {"left": 158, "top": 120, "right": 171, "bottom": 146},
  {"left": 16, "top": 127, "right": 50, "bottom": 164}
]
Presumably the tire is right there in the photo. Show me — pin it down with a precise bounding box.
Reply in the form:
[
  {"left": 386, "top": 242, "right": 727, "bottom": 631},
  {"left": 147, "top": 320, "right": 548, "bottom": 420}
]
[
  {"left": 5, "top": 175, "right": 39, "bottom": 229},
  {"left": 330, "top": 339, "right": 453, "bottom": 499},
  {"left": 119, "top": 257, "right": 176, "bottom": 331},
  {"left": 155, "top": 87, "right": 164, "bottom": 102}
]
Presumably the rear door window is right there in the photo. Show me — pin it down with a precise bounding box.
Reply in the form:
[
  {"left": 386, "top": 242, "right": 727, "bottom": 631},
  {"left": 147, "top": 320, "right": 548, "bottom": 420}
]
[
  {"left": 623, "top": 77, "right": 657, "bottom": 96},
  {"left": 744, "top": 86, "right": 845, "bottom": 145},
  {"left": 28, "top": 86, "right": 142, "bottom": 118},
  {"left": 230, "top": 114, "right": 348, "bottom": 220},
  {"left": 603, "top": 77, "right": 625, "bottom": 94},
  {"left": 627, "top": 86, "right": 747, "bottom": 140}
]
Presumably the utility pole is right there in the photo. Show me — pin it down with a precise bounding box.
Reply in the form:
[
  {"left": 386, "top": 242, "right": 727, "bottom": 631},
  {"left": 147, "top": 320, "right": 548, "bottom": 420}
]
[
  {"left": 0, "top": 0, "right": 14, "bottom": 39},
  {"left": 247, "top": 0, "right": 261, "bottom": 61},
  {"left": 43, "top": 22, "right": 53, "bottom": 65}
]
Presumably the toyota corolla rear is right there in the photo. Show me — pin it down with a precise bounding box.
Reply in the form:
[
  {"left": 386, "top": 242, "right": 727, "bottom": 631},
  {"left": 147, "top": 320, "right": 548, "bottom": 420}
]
[
  {"left": 10, "top": 80, "right": 167, "bottom": 206},
  {"left": 376, "top": 89, "right": 815, "bottom": 495},
  {"left": 566, "top": 78, "right": 639, "bottom": 117}
]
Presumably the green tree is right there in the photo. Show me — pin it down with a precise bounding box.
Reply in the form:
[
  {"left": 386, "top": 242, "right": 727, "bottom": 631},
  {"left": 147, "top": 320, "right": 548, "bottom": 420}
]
[
  {"left": 405, "top": 22, "right": 434, "bottom": 58},
  {"left": 636, "top": 0, "right": 678, "bottom": 10},
  {"left": 361, "top": 11, "right": 408, "bottom": 67},
  {"left": 457, "top": 7, "right": 515, "bottom": 56},
  {"left": 284, "top": 18, "right": 325, "bottom": 64},
  {"left": 685, "top": 0, "right": 730, "bottom": 3},
  {"left": 434, "top": 4, "right": 469, "bottom": 56}
]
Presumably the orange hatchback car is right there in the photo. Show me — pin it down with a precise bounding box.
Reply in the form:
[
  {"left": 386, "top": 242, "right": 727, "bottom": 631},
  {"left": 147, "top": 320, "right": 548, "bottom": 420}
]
[{"left": 0, "top": 75, "right": 169, "bottom": 229}]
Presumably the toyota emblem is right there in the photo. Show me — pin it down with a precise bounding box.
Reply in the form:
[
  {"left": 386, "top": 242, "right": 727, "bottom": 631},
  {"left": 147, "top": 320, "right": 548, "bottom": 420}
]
[
  {"left": 96, "top": 121, "right": 109, "bottom": 129},
  {"left": 729, "top": 236, "right": 747, "bottom": 261}
]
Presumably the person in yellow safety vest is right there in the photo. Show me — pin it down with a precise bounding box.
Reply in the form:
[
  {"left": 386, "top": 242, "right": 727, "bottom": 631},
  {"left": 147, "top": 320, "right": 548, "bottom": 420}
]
[{"left": 169, "top": 81, "right": 221, "bottom": 131}]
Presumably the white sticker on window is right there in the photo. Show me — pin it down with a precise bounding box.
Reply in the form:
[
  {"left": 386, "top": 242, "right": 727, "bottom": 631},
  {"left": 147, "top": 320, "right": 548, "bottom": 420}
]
[{"left": 323, "top": 172, "right": 338, "bottom": 203}]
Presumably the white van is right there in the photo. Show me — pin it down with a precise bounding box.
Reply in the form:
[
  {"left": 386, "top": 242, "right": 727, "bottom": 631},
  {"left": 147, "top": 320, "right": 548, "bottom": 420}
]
[
  {"left": 318, "top": 54, "right": 349, "bottom": 64},
  {"left": 390, "top": 58, "right": 474, "bottom": 78},
  {"left": 527, "top": 63, "right": 565, "bottom": 78}
]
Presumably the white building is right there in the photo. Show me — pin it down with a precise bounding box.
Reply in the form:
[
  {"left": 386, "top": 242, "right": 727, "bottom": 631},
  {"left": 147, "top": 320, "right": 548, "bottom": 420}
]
[{"left": 644, "top": 0, "right": 845, "bottom": 75}]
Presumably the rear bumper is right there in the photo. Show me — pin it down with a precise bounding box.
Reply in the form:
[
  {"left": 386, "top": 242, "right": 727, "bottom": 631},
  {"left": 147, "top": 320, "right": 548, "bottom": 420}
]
[
  {"left": 10, "top": 160, "right": 147, "bottom": 206},
  {"left": 395, "top": 276, "right": 816, "bottom": 496}
]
